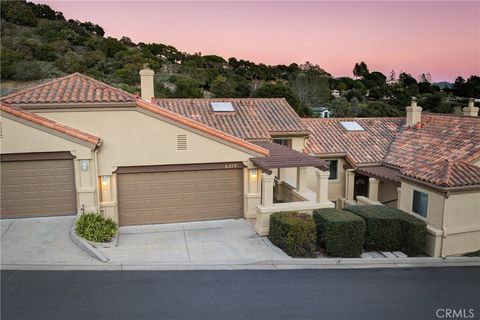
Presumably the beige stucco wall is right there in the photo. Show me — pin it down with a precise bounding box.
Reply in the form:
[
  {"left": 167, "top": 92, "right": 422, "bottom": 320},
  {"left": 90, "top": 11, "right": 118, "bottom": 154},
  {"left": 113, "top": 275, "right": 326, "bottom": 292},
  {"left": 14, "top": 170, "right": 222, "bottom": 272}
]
[
  {"left": 399, "top": 180, "right": 480, "bottom": 257},
  {"left": 442, "top": 191, "right": 480, "bottom": 256},
  {"left": 34, "top": 109, "right": 258, "bottom": 221},
  {"left": 1, "top": 114, "right": 97, "bottom": 213},
  {"left": 307, "top": 157, "right": 346, "bottom": 204},
  {"left": 378, "top": 181, "right": 400, "bottom": 208}
]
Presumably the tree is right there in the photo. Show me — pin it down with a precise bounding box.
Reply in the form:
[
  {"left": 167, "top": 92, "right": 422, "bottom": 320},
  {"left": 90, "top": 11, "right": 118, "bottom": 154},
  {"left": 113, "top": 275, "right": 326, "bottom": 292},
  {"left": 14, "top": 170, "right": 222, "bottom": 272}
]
[
  {"left": 389, "top": 69, "right": 396, "bottom": 82},
  {"left": 1, "top": 1, "right": 38, "bottom": 27},
  {"left": 253, "top": 83, "right": 301, "bottom": 113},
  {"left": 173, "top": 78, "right": 203, "bottom": 98},
  {"left": 353, "top": 61, "right": 369, "bottom": 78},
  {"left": 210, "top": 75, "right": 236, "bottom": 97},
  {"left": 358, "top": 101, "right": 402, "bottom": 117},
  {"left": 419, "top": 73, "right": 432, "bottom": 83},
  {"left": 289, "top": 63, "right": 332, "bottom": 115}
]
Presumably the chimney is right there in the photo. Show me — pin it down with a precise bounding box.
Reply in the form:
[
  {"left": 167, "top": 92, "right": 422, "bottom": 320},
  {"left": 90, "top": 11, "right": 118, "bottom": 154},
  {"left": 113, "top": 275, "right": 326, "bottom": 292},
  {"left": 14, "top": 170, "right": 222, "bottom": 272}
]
[
  {"left": 139, "top": 64, "right": 154, "bottom": 101},
  {"left": 463, "top": 98, "right": 479, "bottom": 117},
  {"left": 406, "top": 97, "right": 422, "bottom": 127}
]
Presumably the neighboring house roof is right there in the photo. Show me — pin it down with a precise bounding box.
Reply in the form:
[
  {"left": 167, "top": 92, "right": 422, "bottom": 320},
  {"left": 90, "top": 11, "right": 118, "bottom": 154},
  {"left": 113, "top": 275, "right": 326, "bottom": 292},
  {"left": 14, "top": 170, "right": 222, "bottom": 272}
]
[
  {"left": 1, "top": 73, "right": 136, "bottom": 106},
  {"left": 383, "top": 114, "right": 480, "bottom": 169},
  {"left": 1, "top": 102, "right": 101, "bottom": 147},
  {"left": 136, "top": 99, "right": 269, "bottom": 156},
  {"left": 356, "top": 165, "right": 400, "bottom": 182},
  {"left": 303, "top": 117, "right": 404, "bottom": 165},
  {"left": 401, "top": 159, "right": 480, "bottom": 189},
  {"left": 153, "top": 98, "right": 309, "bottom": 140}
]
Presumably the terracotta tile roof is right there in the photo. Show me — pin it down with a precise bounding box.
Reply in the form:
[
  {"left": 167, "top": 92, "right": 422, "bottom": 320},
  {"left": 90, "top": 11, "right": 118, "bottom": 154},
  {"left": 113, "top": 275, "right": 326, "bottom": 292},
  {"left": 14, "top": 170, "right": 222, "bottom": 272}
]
[
  {"left": 153, "top": 98, "right": 308, "bottom": 140},
  {"left": 1, "top": 73, "right": 136, "bottom": 106},
  {"left": 356, "top": 165, "right": 400, "bottom": 182},
  {"left": 383, "top": 114, "right": 480, "bottom": 169},
  {"left": 302, "top": 117, "right": 404, "bottom": 165},
  {"left": 250, "top": 141, "right": 328, "bottom": 174},
  {"left": 1, "top": 103, "right": 101, "bottom": 147},
  {"left": 401, "top": 159, "right": 480, "bottom": 188},
  {"left": 136, "top": 99, "right": 269, "bottom": 156}
]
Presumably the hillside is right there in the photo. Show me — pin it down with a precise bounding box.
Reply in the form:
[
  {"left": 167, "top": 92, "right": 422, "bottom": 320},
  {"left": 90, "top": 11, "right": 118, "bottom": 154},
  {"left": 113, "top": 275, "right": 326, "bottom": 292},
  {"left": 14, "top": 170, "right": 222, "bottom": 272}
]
[{"left": 1, "top": 0, "right": 478, "bottom": 117}]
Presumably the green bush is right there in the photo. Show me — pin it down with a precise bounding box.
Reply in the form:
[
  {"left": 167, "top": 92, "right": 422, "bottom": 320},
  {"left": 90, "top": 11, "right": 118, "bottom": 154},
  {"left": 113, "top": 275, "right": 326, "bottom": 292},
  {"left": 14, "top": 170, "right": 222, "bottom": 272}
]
[
  {"left": 313, "top": 209, "right": 366, "bottom": 257},
  {"left": 76, "top": 213, "right": 117, "bottom": 243},
  {"left": 269, "top": 211, "right": 316, "bottom": 258},
  {"left": 344, "top": 205, "right": 426, "bottom": 255}
]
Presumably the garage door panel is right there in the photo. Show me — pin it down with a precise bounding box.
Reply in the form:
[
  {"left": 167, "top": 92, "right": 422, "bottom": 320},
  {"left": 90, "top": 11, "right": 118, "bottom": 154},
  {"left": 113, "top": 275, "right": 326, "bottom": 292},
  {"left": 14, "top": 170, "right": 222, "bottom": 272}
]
[
  {"left": 118, "top": 168, "right": 243, "bottom": 226},
  {"left": 1, "top": 159, "right": 77, "bottom": 218}
]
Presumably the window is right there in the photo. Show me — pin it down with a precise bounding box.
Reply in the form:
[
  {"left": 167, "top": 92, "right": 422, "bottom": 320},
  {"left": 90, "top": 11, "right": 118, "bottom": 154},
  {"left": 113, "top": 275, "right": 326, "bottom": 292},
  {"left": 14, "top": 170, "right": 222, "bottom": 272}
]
[
  {"left": 328, "top": 160, "right": 338, "bottom": 180},
  {"left": 211, "top": 102, "right": 234, "bottom": 112},
  {"left": 412, "top": 190, "right": 428, "bottom": 217},
  {"left": 340, "top": 121, "right": 364, "bottom": 131},
  {"left": 273, "top": 138, "right": 292, "bottom": 148}
]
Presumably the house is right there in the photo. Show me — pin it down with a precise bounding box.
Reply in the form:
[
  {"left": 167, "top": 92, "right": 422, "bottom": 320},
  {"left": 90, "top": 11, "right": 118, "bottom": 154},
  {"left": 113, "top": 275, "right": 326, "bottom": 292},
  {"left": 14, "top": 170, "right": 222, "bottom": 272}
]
[
  {"left": 303, "top": 98, "right": 480, "bottom": 257},
  {"left": 311, "top": 106, "right": 330, "bottom": 118},
  {"left": 0, "top": 69, "right": 333, "bottom": 237},
  {"left": 331, "top": 89, "right": 340, "bottom": 98}
]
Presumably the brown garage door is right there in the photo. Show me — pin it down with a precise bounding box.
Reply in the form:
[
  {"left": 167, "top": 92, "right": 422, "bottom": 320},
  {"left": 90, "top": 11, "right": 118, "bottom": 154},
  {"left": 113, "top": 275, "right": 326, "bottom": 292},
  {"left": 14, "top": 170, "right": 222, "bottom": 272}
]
[
  {"left": 117, "top": 163, "right": 244, "bottom": 226},
  {"left": 0, "top": 152, "right": 77, "bottom": 218}
]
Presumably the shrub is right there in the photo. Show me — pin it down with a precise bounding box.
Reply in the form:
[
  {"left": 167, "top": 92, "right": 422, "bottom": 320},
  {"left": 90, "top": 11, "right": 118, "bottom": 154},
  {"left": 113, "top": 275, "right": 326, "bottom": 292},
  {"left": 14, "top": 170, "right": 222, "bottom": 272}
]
[
  {"left": 76, "top": 213, "right": 117, "bottom": 243},
  {"left": 313, "top": 209, "right": 366, "bottom": 257},
  {"left": 344, "top": 205, "right": 426, "bottom": 255},
  {"left": 269, "top": 211, "right": 316, "bottom": 258}
]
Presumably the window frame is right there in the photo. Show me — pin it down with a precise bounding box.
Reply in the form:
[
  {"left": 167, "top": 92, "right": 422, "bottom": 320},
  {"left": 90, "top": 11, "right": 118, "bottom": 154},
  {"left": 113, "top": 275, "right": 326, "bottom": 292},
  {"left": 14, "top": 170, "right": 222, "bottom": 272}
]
[
  {"left": 327, "top": 159, "right": 339, "bottom": 181},
  {"left": 272, "top": 138, "right": 292, "bottom": 149},
  {"left": 412, "top": 190, "right": 428, "bottom": 218}
]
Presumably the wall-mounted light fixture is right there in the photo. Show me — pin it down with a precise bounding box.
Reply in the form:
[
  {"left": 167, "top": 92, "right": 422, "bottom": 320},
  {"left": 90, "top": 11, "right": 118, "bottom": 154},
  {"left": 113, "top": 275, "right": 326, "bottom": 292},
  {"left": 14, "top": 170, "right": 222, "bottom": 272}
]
[
  {"left": 250, "top": 168, "right": 257, "bottom": 178},
  {"left": 101, "top": 176, "right": 109, "bottom": 186},
  {"left": 80, "top": 160, "right": 89, "bottom": 171},
  {"left": 100, "top": 176, "right": 111, "bottom": 202}
]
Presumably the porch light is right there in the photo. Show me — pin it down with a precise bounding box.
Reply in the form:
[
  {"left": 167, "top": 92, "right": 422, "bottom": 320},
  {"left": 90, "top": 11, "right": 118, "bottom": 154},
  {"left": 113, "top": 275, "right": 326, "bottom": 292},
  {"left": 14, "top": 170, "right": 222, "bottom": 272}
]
[
  {"left": 101, "top": 176, "right": 109, "bottom": 186},
  {"left": 250, "top": 169, "right": 257, "bottom": 178},
  {"left": 80, "top": 160, "right": 89, "bottom": 171}
]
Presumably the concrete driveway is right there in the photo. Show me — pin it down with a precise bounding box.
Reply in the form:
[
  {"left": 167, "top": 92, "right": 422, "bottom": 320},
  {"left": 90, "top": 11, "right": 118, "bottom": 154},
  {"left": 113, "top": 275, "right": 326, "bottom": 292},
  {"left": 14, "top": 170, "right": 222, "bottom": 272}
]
[
  {"left": 1, "top": 217, "right": 288, "bottom": 266},
  {"left": 99, "top": 219, "right": 289, "bottom": 264},
  {"left": 1, "top": 216, "right": 101, "bottom": 266}
]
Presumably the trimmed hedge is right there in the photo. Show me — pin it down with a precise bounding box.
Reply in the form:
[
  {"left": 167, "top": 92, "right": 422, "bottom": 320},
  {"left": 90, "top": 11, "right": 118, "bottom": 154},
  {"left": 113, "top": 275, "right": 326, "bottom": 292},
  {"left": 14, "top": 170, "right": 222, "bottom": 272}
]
[
  {"left": 344, "top": 205, "right": 426, "bottom": 255},
  {"left": 313, "top": 209, "right": 366, "bottom": 257},
  {"left": 76, "top": 213, "right": 117, "bottom": 243},
  {"left": 269, "top": 211, "right": 316, "bottom": 258}
]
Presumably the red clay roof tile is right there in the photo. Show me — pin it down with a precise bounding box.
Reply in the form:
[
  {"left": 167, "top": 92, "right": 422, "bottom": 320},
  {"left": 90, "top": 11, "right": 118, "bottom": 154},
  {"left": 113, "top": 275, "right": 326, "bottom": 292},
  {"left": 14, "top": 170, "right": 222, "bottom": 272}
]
[
  {"left": 153, "top": 98, "right": 308, "bottom": 140},
  {"left": 401, "top": 159, "right": 480, "bottom": 188},
  {"left": 1, "top": 73, "right": 136, "bottom": 105}
]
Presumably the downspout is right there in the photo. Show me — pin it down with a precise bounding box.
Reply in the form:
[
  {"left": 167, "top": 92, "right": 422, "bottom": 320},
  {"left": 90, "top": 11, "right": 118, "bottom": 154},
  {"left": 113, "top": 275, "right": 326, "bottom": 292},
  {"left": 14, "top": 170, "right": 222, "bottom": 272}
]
[
  {"left": 440, "top": 192, "right": 449, "bottom": 258},
  {"left": 94, "top": 148, "right": 101, "bottom": 214}
]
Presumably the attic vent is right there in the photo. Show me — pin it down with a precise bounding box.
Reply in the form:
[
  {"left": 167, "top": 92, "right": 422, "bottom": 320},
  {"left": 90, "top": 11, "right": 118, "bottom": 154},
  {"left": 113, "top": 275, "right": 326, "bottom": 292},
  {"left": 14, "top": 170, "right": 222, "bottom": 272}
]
[
  {"left": 211, "top": 102, "right": 234, "bottom": 112},
  {"left": 177, "top": 134, "right": 187, "bottom": 150},
  {"left": 340, "top": 121, "right": 364, "bottom": 131}
]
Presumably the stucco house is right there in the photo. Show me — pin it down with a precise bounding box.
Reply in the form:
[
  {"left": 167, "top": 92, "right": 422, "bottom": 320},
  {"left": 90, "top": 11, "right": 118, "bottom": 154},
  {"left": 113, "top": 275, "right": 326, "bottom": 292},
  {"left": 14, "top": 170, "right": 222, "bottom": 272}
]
[
  {"left": 303, "top": 98, "right": 480, "bottom": 257},
  {"left": 1, "top": 66, "right": 479, "bottom": 257},
  {"left": 0, "top": 70, "right": 333, "bottom": 238}
]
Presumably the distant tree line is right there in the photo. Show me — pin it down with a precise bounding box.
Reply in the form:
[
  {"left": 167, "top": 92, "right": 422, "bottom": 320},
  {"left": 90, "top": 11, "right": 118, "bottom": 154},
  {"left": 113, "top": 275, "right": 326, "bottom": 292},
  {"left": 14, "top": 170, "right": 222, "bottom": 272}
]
[{"left": 1, "top": 0, "right": 478, "bottom": 118}]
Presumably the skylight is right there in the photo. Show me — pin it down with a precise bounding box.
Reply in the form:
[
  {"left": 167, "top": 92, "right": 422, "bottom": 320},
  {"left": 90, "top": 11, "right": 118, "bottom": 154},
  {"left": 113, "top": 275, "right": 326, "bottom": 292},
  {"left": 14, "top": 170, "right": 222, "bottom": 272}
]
[
  {"left": 340, "top": 121, "right": 364, "bottom": 131},
  {"left": 211, "top": 102, "right": 234, "bottom": 112}
]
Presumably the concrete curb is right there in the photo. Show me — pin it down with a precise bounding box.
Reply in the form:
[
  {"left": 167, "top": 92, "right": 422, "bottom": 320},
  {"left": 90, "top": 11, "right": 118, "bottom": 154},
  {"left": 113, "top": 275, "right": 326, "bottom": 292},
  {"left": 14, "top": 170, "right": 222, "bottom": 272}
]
[
  {"left": 69, "top": 219, "right": 109, "bottom": 263},
  {"left": 2, "top": 256, "right": 479, "bottom": 271}
]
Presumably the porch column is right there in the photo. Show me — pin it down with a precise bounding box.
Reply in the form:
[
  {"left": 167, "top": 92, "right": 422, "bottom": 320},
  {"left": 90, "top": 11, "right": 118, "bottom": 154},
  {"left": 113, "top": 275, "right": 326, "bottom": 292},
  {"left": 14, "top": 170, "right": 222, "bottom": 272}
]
[
  {"left": 255, "top": 173, "right": 275, "bottom": 236},
  {"left": 296, "top": 167, "right": 307, "bottom": 193},
  {"left": 346, "top": 170, "right": 355, "bottom": 201},
  {"left": 315, "top": 170, "right": 330, "bottom": 203},
  {"left": 368, "top": 177, "right": 380, "bottom": 201},
  {"left": 261, "top": 173, "right": 274, "bottom": 206},
  {"left": 397, "top": 187, "right": 402, "bottom": 209}
]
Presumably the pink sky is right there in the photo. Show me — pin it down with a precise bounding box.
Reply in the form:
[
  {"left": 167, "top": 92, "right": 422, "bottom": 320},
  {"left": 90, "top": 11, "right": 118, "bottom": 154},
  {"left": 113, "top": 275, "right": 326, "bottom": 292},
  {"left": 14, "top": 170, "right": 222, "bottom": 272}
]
[{"left": 37, "top": 1, "right": 479, "bottom": 81}]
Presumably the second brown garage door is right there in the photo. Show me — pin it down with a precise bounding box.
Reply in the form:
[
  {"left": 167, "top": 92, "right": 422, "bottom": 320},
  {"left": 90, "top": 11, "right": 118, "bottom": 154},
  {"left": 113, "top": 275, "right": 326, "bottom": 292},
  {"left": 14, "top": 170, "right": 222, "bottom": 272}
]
[{"left": 117, "top": 164, "right": 244, "bottom": 226}]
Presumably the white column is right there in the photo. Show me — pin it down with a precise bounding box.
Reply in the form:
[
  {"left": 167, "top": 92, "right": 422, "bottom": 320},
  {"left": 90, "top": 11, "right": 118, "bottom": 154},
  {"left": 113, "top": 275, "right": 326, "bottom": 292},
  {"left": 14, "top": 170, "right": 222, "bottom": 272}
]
[
  {"left": 346, "top": 170, "right": 355, "bottom": 201},
  {"left": 261, "top": 173, "right": 275, "bottom": 207},
  {"left": 397, "top": 187, "right": 402, "bottom": 209},
  {"left": 255, "top": 173, "right": 275, "bottom": 236},
  {"left": 296, "top": 167, "right": 307, "bottom": 193},
  {"left": 316, "top": 170, "right": 330, "bottom": 203},
  {"left": 368, "top": 178, "right": 380, "bottom": 201}
]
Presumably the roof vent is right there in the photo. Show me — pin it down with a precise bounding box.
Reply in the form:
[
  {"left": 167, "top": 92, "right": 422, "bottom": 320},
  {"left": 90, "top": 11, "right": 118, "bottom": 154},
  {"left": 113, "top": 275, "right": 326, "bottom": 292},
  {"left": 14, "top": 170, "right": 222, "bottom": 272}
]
[
  {"left": 177, "top": 134, "right": 187, "bottom": 150},
  {"left": 340, "top": 121, "right": 364, "bottom": 131},
  {"left": 211, "top": 102, "right": 234, "bottom": 112}
]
